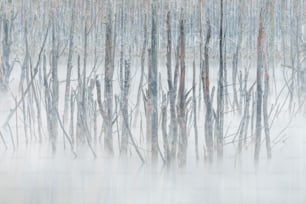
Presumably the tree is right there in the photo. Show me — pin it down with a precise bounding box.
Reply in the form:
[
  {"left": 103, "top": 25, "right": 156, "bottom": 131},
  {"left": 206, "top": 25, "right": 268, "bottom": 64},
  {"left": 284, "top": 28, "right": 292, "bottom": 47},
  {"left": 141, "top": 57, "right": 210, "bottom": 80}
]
[
  {"left": 254, "top": 11, "right": 264, "bottom": 163},
  {"left": 177, "top": 12, "right": 187, "bottom": 166},
  {"left": 49, "top": 11, "right": 59, "bottom": 153},
  {"left": 216, "top": 0, "right": 224, "bottom": 160},
  {"left": 0, "top": 5, "right": 14, "bottom": 91},
  {"left": 104, "top": 0, "right": 115, "bottom": 154},
  {"left": 150, "top": 0, "right": 158, "bottom": 162},
  {"left": 203, "top": 16, "right": 213, "bottom": 162}
]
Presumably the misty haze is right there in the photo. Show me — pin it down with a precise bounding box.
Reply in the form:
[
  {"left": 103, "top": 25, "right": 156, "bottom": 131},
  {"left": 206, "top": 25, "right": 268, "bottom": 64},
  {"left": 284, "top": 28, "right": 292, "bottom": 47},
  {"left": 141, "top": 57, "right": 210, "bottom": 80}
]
[{"left": 0, "top": 0, "right": 305, "bottom": 204}]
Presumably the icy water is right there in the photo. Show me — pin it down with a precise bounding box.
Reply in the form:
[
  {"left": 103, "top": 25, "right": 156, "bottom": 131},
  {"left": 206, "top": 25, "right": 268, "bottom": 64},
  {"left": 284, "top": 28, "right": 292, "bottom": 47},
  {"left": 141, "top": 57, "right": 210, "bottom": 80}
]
[{"left": 0, "top": 131, "right": 305, "bottom": 204}]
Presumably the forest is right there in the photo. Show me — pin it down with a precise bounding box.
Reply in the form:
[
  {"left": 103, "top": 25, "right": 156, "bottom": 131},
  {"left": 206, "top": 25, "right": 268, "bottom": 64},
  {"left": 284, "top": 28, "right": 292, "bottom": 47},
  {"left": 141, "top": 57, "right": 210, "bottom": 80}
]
[{"left": 0, "top": 0, "right": 305, "bottom": 203}]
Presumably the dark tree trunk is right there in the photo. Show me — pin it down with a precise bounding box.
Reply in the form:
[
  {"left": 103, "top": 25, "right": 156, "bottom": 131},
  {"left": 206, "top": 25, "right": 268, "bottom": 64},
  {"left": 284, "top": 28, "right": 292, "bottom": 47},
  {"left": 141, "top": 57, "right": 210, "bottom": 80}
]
[{"left": 216, "top": 0, "right": 224, "bottom": 160}]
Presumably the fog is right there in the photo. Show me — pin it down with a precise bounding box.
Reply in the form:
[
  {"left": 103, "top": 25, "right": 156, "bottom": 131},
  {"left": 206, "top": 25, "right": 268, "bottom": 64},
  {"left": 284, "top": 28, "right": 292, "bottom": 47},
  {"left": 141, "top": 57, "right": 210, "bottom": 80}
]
[{"left": 1, "top": 0, "right": 306, "bottom": 203}]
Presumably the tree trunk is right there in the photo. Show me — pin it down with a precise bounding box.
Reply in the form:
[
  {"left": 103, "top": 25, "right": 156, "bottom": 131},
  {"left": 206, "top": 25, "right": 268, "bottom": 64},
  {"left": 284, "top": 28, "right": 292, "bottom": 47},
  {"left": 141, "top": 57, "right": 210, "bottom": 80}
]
[
  {"left": 104, "top": 0, "right": 114, "bottom": 154},
  {"left": 0, "top": 11, "right": 12, "bottom": 91},
  {"left": 263, "top": 68, "right": 271, "bottom": 159},
  {"left": 161, "top": 92, "right": 170, "bottom": 163},
  {"left": 178, "top": 13, "right": 187, "bottom": 166},
  {"left": 151, "top": 1, "right": 158, "bottom": 162},
  {"left": 203, "top": 17, "right": 213, "bottom": 162},
  {"left": 232, "top": 0, "right": 242, "bottom": 113},
  {"left": 120, "top": 57, "right": 131, "bottom": 155},
  {"left": 192, "top": 59, "right": 199, "bottom": 161},
  {"left": 136, "top": 14, "right": 147, "bottom": 113},
  {"left": 166, "top": 11, "right": 178, "bottom": 163},
  {"left": 63, "top": 2, "right": 75, "bottom": 144},
  {"left": 216, "top": 0, "right": 224, "bottom": 160},
  {"left": 50, "top": 14, "right": 59, "bottom": 153},
  {"left": 254, "top": 12, "right": 265, "bottom": 163}
]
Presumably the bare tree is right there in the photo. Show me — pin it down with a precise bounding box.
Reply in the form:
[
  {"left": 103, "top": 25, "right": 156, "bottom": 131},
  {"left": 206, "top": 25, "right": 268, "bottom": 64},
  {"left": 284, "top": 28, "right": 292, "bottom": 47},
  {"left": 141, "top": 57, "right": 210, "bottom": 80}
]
[
  {"left": 192, "top": 59, "right": 199, "bottom": 161},
  {"left": 177, "top": 12, "right": 187, "bottom": 166},
  {"left": 263, "top": 65, "right": 271, "bottom": 159},
  {"left": 254, "top": 11, "right": 264, "bottom": 163},
  {"left": 150, "top": 0, "right": 158, "bottom": 162},
  {"left": 63, "top": 1, "right": 76, "bottom": 143},
  {"left": 104, "top": 0, "right": 115, "bottom": 154},
  {"left": 166, "top": 11, "right": 179, "bottom": 163},
  {"left": 0, "top": 5, "right": 14, "bottom": 91},
  {"left": 136, "top": 14, "right": 147, "bottom": 115},
  {"left": 203, "top": 16, "right": 213, "bottom": 162},
  {"left": 49, "top": 12, "right": 60, "bottom": 153},
  {"left": 216, "top": 0, "right": 224, "bottom": 160},
  {"left": 161, "top": 92, "right": 170, "bottom": 163},
  {"left": 120, "top": 55, "right": 131, "bottom": 155},
  {"left": 232, "top": 0, "right": 243, "bottom": 113}
]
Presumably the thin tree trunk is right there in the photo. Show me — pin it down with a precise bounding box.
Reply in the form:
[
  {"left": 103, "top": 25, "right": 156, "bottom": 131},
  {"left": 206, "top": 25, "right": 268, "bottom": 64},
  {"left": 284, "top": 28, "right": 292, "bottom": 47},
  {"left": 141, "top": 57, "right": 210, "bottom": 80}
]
[
  {"left": 151, "top": 1, "right": 158, "bottom": 162},
  {"left": 203, "top": 17, "right": 213, "bottom": 162},
  {"left": 192, "top": 59, "right": 199, "bottom": 161},
  {"left": 216, "top": 0, "right": 224, "bottom": 160},
  {"left": 145, "top": 48, "right": 152, "bottom": 158},
  {"left": 263, "top": 68, "right": 271, "bottom": 159},
  {"left": 63, "top": 2, "right": 75, "bottom": 144},
  {"left": 166, "top": 11, "right": 178, "bottom": 163},
  {"left": 136, "top": 14, "right": 147, "bottom": 112},
  {"left": 232, "top": 0, "right": 242, "bottom": 113},
  {"left": 161, "top": 92, "right": 170, "bottom": 163},
  {"left": 178, "top": 13, "right": 187, "bottom": 166},
  {"left": 120, "top": 57, "right": 131, "bottom": 155},
  {"left": 0, "top": 11, "right": 12, "bottom": 91},
  {"left": 50, "top": 14, "right": 59, "bottom": 153},
  {"left": 254, "top": 11, "right": 265, "bottom": 163},
  {"left": 104, "top": 0, "right": 114, "bottom": 154},
  {"left": 70, "top": 90, "right": 75, "bottom": 148}
]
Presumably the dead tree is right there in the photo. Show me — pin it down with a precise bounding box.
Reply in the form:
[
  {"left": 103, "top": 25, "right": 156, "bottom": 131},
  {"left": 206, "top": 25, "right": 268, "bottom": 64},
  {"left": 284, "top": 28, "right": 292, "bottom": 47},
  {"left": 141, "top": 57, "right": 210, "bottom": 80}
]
[
  {"left": 254, "top": 12, "right": 265, "bottom": 163},
  {"left": 198, "top": 1, "right": 203, "bottom": 119},
  {"left": 76, "top": 20, "right": 93, "bottom": 150},
  {"left": 177, "top": 13, "right": 187, "bottom": 166},
  {"left": 76, "top": 55, "right": 84, "bottom": 145},
  {"left": 136, "top": 14, "right": 147, "bottom": 114},
  {"left": 216, "top": 0, "right": 224, "bottom": 160},
  {"left": 63, "top": 1, "right": 75, "bottom": 143},
  {"left": 166, "top": 11, "right": 178, "bottom": 162},
  {"left": 238, "top": 83, "right": 254, "bottom": 154},
  {"left": 192, "top": 59, "right": 199, "bottom": 161},
  {"left": 203, "top": 17, "right": 213, "bottom": 162},
  {"left": 161, "top": 92, "right": 170, "bottom": 163},
  {"left": 49, "top": 13, "right": 59, "bottom": 153},
  {"left": 263, "top": 64, "right": 271, "bottom": 159},
  {"left": 120, "top": 57, "right": 131, "bottom": 155},
  {"left": 150, "top": 1, "right": 158, "bottom": 162},
  {"left": 70, "top": 90, "right": 75, "bottom": 147},
  {"left": 145, "top": 49, "right": 152, "bottom": 158},
  {"left": 104, "top": 0, "right": 115, "bottom": 154},
  {"left": 0, "top": 8, "right": 14, "bottom": 91},
  {"left": 232, "top": 0, "right": 243, "bottom": 113}
]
